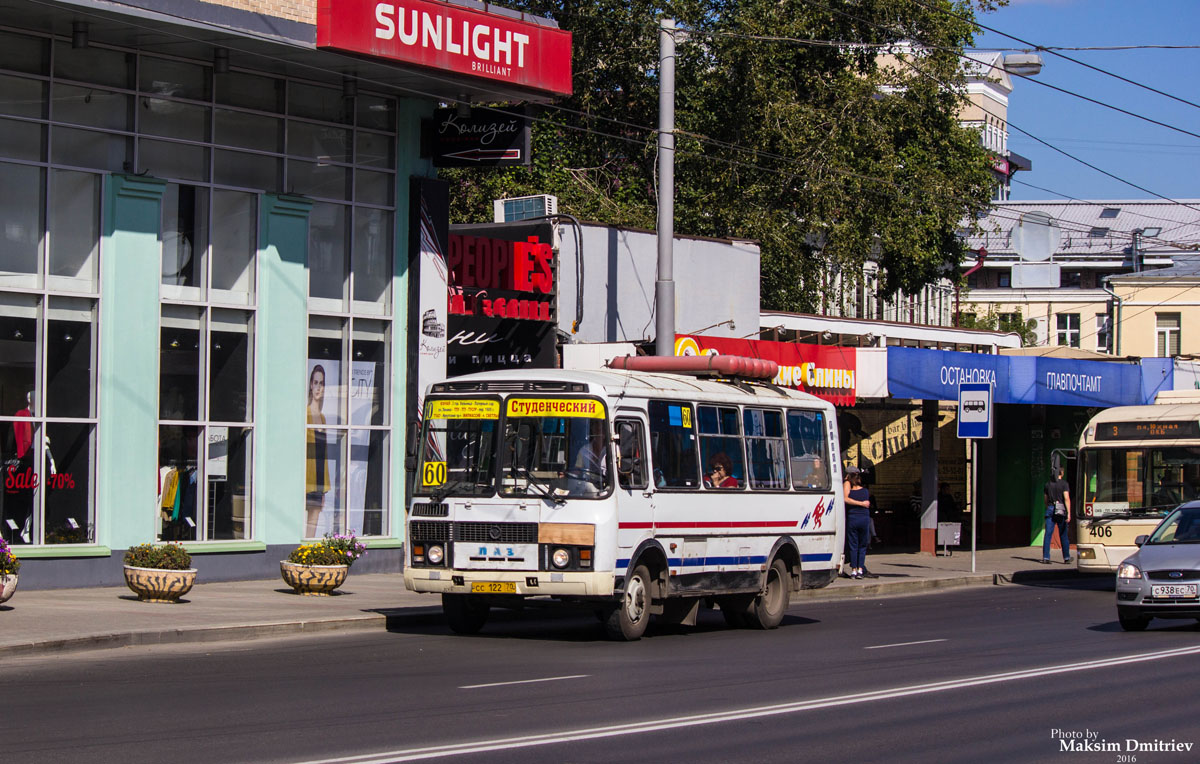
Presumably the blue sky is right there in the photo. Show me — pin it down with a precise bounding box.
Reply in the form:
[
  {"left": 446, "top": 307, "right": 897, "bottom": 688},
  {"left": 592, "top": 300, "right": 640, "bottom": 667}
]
[{"left": 973, "top": 0, "right": 1200, "bottom": 202}]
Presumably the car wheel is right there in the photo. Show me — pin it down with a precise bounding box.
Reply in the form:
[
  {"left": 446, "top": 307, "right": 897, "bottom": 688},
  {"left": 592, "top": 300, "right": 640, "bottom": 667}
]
[
  {"left": 746, "top": 558, "right": 790, "bottom": 630},
  {"left": 443, "top": 593, "right": 490, "bottom": 635},
  {"left": 604, "top": 564, "right": 651, "bottom": 641},
  {"left": 1118, "top": 612, "right": 1150, "bottom": 632}
]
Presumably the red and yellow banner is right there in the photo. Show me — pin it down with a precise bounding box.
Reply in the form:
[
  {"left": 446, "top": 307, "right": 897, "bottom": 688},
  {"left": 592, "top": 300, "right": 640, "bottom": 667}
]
[{"left": 675, "top": 334, "right": 857, "bottom": 406}]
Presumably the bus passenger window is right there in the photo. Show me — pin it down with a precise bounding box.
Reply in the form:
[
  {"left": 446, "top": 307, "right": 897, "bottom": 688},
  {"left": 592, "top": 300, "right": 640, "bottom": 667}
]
[
  {"left": 647, "top": 400, "right": 699, "bottom": 488},
  {"left": 744, "top": 408, "right": 788, "bottom": 490},
  {"left": 787, "top": 409, "right": 830, "bottom": 491},
  {"left": 615, "top": 419, "right": 648, "bottom": 490},
  {"left": 698, "top": 405, "right": 744, "bottom": 489}
]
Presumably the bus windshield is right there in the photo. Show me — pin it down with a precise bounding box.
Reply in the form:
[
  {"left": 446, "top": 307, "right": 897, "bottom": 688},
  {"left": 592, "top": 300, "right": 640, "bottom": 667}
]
[
  {"left": 414, "top": 398, "right": 499, "bottom": 498},
  {"left": 500, "top": 397, "right": 611, "bottom": 499},
  {"left": 1082, "top": 446, "right": 1200, "bottom": 518}
]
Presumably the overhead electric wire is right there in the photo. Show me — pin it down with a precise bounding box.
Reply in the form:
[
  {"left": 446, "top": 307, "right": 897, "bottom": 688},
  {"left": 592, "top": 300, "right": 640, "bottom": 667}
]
[{"left": 904, "top": 0, "right": 1200, "bottom": 112}]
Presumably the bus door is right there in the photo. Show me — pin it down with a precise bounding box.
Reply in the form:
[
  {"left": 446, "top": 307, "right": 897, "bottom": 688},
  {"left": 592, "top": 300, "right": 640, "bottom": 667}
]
[{"left": 614, "top": 413, "right": 653, "bottom": 550}]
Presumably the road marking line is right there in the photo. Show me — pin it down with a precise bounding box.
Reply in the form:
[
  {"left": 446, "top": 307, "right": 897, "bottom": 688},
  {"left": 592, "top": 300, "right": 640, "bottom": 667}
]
[
  {"left": 291, "top": 645, "right": 1200, "bottom": 764},
  {"left": 459, "top": 674, "right": 589, "bottom": 689},
  {"left": 864, "top": 638, "right": 948, "bottom": 650}
]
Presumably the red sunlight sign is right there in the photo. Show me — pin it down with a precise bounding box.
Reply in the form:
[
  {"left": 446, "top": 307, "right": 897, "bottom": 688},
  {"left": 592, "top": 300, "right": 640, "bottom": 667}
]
[
  {"left": 675, "top": 334, "right": 858, "bottom": 406},
  {"left": 316, "top": 0, "right": 573, "bottom": 96}
]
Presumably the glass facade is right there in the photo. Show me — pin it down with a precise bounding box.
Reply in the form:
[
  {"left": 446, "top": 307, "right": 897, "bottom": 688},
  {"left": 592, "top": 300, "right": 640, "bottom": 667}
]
[{"left": 0, "top": 25, "right": 400, "bottom": 554}]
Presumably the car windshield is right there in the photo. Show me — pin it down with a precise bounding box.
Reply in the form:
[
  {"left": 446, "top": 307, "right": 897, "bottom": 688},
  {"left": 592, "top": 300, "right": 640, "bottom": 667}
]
[
  {"left": 414, "top": 398, "right": 499, "bottom": 498},
  {"left": 1081, "top": 447, "right": 1200, "bottom": 518},
  {"left": 500, "top": 397, "right": 611, "bottom": 499},
  {"left": 1147, "top": 507, "right": 1200, "bottom": 544}
]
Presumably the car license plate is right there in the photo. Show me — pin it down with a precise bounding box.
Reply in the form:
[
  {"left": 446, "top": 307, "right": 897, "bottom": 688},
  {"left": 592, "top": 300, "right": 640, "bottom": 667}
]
[
  {"left": 471, "top": 581, "right": 516, "bottom": 594},
  {"left": 1151, "top": 584, "right": 1198, "bottom": 598}
]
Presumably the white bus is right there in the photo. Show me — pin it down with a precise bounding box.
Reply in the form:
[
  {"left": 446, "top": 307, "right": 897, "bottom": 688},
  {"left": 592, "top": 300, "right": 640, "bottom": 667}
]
[
  {"left": 404, "top": 357, "right": 845, "bottom": 640},
  {"left": 1076, "top": 391, "right": 1200, "bottom": 573}
]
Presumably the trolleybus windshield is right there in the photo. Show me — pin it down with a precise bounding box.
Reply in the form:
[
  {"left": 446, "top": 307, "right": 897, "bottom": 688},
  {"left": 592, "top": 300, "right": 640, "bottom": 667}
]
[{"left": 1081, "top": 446, "right": 1200, "bottom": 518}]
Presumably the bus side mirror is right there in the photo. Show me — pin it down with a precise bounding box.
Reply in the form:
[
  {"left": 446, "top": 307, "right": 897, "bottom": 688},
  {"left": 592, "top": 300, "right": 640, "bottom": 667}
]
[
  {"left": 1134, "top": 535, "right": 1148, "bottom": 547},
  {"left": 404, "top": 419, "right": 419, "bottom": 472}
]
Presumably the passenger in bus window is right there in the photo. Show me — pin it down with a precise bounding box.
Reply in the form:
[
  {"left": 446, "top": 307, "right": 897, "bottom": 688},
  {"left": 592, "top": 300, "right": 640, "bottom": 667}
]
[
  {"left": 705, "top": 451, "right": 739, "bottom": 488},
  {"left": 796, "top": 455, "right": 826, "bottom": 490}
]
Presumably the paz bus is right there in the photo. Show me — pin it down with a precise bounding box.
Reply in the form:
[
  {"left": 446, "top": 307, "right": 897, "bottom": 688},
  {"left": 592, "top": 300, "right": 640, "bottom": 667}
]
[
  {"left": 404, "top": 355, "right": 845, "bottom": 640},
  {"left": 1076, "top": 390, "right": 1200, "bottom": 572}
]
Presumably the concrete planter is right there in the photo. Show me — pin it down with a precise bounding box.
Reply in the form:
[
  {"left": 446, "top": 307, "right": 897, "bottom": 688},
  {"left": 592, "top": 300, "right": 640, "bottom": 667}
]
[
  {"left": 123, "top": 565, "right": 197, "bottom": 603},
  {"left": 0, "top": 574, "right": 17, "bottom": 605},
  {"left": 280, "top": 561, "right": 349, "bottom": 595}
]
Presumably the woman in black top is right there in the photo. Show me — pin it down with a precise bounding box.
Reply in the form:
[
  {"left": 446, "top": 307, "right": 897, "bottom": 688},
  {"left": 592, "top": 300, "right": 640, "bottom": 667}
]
[{"left": 844, "top": 467, "right": 872, "bottom": 579}]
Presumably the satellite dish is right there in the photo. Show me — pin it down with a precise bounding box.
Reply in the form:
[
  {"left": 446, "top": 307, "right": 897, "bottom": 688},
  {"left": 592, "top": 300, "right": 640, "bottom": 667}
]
[{"left": 1011, "top": 211, "right": 1060, "bottom": 263}]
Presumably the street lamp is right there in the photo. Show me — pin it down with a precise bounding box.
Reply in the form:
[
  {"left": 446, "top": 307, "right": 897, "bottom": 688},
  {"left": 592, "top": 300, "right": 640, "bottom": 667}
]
[{"left": 1002, "top": 53, "right": 1043, "bottom": 77}]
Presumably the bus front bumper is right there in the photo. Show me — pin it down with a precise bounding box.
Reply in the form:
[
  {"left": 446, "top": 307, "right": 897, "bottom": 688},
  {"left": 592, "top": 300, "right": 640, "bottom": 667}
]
[{"left": 404, "top": 568, "right": 617, "bottom": 598}]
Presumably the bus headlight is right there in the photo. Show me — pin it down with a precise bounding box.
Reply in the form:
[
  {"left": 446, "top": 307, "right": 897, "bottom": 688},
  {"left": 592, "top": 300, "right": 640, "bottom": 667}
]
[
  {"left": 1117, "top": 562, "right": 1141, "bottom": 580},
  {"left": 552, "top": 548, "right": 571, "bottom": 568},
  {"left": 428, "top": 544, "right": 445, "bottom": 565}
]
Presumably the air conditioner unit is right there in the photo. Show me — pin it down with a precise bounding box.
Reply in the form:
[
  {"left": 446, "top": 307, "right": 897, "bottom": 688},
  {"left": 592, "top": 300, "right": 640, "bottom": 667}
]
[{"left": 493, "top": 194, "right": 558, "bottom": 223}]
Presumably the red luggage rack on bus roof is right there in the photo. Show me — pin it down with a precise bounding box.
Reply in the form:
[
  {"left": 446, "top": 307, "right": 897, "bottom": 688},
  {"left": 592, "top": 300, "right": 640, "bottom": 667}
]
[{"left": 606, "top": 354, "right": 779, "bottom": 380}]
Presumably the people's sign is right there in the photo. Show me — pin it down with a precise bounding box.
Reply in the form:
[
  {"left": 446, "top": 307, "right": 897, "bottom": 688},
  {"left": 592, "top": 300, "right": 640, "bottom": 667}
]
[{"left": 675, "top": 335, "right": 856, "bottom": 406}]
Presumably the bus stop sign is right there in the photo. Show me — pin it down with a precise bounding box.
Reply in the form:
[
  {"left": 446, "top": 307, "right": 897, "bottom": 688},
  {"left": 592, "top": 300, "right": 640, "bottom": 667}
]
[{"left": 958, "top": 383, "right": 993, "bottom": 439}]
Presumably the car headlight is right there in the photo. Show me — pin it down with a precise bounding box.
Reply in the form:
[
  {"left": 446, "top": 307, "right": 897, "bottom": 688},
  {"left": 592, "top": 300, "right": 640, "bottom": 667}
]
[
  {"left": 427, "top": 544, "right": 444, "bottom": 565},
  {"left": 1117, "top": 562, "right": 1142, "bottom": 580},
  {"left": 552, "top": 548, "right": 570, "bottom": 569}
]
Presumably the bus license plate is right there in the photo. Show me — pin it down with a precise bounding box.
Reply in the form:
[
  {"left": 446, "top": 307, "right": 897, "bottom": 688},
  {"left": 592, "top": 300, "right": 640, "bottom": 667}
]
[
  {"left": 1151, "top": 584, "right": 1198, "bottom": 599},
  {"left": 471, "top": 581, "right": 516, "bottom": 594}
]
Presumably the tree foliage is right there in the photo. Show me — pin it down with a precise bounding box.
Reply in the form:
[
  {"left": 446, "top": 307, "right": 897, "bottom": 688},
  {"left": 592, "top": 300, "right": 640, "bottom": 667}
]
[{"left": 442, "top": 0, "right": 1002, "bottom": 313}]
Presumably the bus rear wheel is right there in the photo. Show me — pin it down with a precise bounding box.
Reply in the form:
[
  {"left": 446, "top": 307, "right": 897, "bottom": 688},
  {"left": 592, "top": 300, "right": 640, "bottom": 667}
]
[
  {"left": 604, "top": 564, "right": 651, "bottom": 641},
  {"left": 443, "top": 593, "right": 490, "bottom": 635},
  {"left": 747, "top": 558, "right": 790, "bottom": 630}
]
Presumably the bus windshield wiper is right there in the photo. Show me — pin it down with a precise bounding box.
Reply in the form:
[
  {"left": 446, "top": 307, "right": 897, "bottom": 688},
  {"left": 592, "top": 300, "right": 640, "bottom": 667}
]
[{"left": 509, "top": 464, "right": 564, "bottom": 504}]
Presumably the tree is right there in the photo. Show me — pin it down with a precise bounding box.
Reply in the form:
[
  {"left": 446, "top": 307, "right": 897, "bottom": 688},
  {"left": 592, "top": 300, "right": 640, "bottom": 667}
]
[
  {"left": 959, "top": 304, "right": 1038, "bottom": 346},
  {"left": 442, "top": 0, "right": 1002, "bottom": 313}
]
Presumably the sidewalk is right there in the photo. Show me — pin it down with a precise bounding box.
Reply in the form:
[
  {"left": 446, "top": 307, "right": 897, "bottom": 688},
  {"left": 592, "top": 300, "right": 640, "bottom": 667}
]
[{"left": 0, "top": 546, "right": 1080, "bottom": 656}]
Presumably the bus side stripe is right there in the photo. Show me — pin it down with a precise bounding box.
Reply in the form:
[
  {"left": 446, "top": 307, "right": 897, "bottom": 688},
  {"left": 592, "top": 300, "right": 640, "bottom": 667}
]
[{"left": 618, "top": 521, "right": 800, "bottom": 529}]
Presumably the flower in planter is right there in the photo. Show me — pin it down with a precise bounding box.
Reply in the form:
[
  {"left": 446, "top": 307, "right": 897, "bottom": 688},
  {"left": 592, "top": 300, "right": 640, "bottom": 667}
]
[
  {"left": 0, "top": 537, "right": 20, "bottom": 576},
  {"left": 123, "top": 542, "right": 192, "bottom": 570},
  {"left": 287, "top": 532, "right": 367, "bottom": 567}
]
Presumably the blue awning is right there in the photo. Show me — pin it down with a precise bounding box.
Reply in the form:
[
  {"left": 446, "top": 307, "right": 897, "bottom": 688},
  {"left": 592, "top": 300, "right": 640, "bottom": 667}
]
[{"left": 886, "top": 348, "right": 1167, "bottom": 407}]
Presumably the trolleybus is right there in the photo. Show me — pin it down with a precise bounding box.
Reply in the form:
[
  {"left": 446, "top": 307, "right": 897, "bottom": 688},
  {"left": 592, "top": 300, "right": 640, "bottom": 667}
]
[
  {"left": 1076, "top": 390, "right": 1200, "bottom": 572},
  {"left": 404, "top": 355, "right": 845, "bottom": 640}
]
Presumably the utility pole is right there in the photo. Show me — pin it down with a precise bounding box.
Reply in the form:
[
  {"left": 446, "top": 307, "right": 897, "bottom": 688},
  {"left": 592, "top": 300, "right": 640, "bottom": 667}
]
[{"left": 654, "top": 17, "right": 676, "bottom": 357}]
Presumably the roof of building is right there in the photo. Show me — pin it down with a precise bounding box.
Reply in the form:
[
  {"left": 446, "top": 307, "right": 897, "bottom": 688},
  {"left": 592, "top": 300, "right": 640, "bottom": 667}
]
[
  {"left": 1108, "top": 255, "right": 1200, "bottom": 281},
  {"left": 967, "top": 200, "right": 1200, "bottom": 258}
]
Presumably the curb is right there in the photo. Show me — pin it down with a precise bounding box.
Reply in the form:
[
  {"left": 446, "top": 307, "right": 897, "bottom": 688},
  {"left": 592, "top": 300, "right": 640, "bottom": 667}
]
[
  {"left": 795, "top": 574, "right": 994, "bottom": 600},
  {"left": 0, "top": 608, "right": 445, "bottom": 659}
]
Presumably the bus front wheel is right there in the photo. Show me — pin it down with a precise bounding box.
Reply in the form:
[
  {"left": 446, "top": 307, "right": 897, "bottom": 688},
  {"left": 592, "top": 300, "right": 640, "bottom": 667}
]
[
  {"left": 443, "top": 593, "right": 490, "bottom": 635},
  {"left": 747, "top": 558, "right": 790, "bottom": 630},
  {"left": 605, "top": 564, "right": 652, "bottom": 641}
]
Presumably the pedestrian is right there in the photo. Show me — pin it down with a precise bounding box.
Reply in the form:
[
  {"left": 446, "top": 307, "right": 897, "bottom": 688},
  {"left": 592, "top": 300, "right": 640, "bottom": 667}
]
[
  {"left": 1043, "top": 467, "right": 1072, "bottom": 564},
  {"left": 844, "top": 466, "right": 872, "bottom": 579}
]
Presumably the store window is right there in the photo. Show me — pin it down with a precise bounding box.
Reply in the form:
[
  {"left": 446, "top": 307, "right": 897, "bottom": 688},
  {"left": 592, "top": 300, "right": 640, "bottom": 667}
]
[
  {"left": 302, "top": 78, "right": 397, "bottom": 538},
  {"left": 0, "top": 294, "right": 98, "bottom": 545},
  {"left": 1156, "top": 314, "right": 1181, "bottom": 358},
  {"left": 305, "top": 317, "right": 390, "bottom": 537},
  {"left": 0, "top": 30, "right": 101, "bottom": 545},
  {"left": 158, "top": 305, "right": 254, "bottom": 541},
  {"left": 1056, "top": 313, "right": 1080, "bottom": 348}
]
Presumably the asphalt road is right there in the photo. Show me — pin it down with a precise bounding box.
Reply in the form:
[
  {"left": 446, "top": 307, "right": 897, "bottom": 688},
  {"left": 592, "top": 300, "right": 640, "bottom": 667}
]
[{"left": 7, "top": 578, "right": 1200, "bottom": 764}]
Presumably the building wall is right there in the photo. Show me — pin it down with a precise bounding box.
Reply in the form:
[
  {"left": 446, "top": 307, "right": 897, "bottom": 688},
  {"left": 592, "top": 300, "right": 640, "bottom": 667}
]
[
  {"left": 1113, "top": 281, "right": 1200, "bottom": 358},
  {"left": 961, "top": 294, "right": 1111, "bottom": 350},
  {"left": 557, "top": 225, "right": 761, "bottom": 345},
  {"left": 0, "top": 23, "right": 436, "bottom": 587}
]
